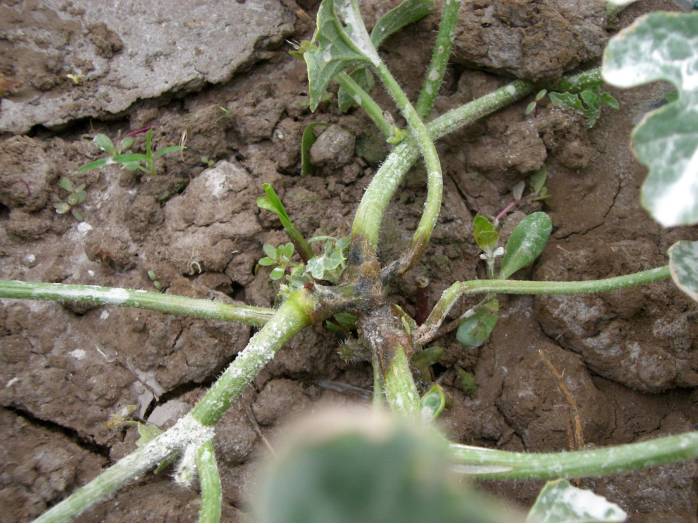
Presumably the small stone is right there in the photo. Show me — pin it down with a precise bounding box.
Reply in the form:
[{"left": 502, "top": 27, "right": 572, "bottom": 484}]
[{"left": 310, "top": 124, "right": 356, "bottom": 168}]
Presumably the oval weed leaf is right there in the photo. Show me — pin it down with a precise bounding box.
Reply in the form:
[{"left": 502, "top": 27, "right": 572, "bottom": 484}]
[
  {"left": 456, "top": 298, "right": 499, "bottom": 348},
  {"left": 420, "top": 383, "right": 446, "bottom": 422},
  {"left": 499, "top": 212, "right": 552, "bottom": 279},
  {"left": 602, "top": 12, "right": 698, "bottom": 227},
  {"left": 304, "top": 0, "right": 379, "bottom": 111},
  {"left": 527, "top": 479, "right": 626, "bottom": 523},
  {"left": 472, "top": 213, "right": 499, "bottom": 252},
  {"left": 668, "top": 240, "right": 698, "bottom": 302}
]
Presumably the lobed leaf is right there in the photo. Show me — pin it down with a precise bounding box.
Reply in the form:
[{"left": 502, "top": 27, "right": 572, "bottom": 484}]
[
  {"left": 602, "top": 12, "right": 698, "bottom": 227},
  {"left": 304, "top": 0, "right": 380, "bottom": 111},
  {"left": 499, "top": 212, "right": 552, "bottom": 279},
  {"left": 527, "top": 479, "right": 626, "bottom": 523},
  {"left": 668, "top": 240, "right": 698, "bottom": 302}
]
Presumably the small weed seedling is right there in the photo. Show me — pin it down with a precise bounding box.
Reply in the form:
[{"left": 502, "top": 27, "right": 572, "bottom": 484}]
[
  {"left": 79, "top": 129, "right": 183, "bottom": 176},
  {"left": 525, "top": 77, "right": 620, "bottom": 128},
  {"left": 3, "top": 3, "right": 698, "bottom": 523},
  {"left": 54, "top": 177, "right": 87, "bottom": 221}
]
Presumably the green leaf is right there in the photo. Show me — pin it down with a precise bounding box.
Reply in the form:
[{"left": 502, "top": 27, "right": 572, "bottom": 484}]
[
  {"left": 253, "top": 409, "right": 510, "bottom": 522},
  {"left": 135, "top": 422, "right": 163, "bottom": 447},
  {"left": 54, "top": 202, "right": 71, "bottom": 214},
  {"left": 306, "top": 239, "right": 347, "bottom": 283},
  {"left": 270, "top": 267, "right": 285, "bottom": 280},
  {"left": 600, "top": 92, "right": 620, "bottom": 110},
  {"left": 602, "top": 11, "right": 698, "bottom": 227},
  {"left": 420, "top": 384, "right": 446, "bottom": 422},
  {"left": 113, "top": 153, "right": 147, "bottom": 164},
  {"left": 455, "top": 367, "right": 477, "bottom": 397},
  {"left": 527, "top": 479, "right": 626, "bottom": 522},
  {"left": 456, "top": 298, "right": 499, "bottom": 349},
  {"left": 370, "top": 0, "right": 433, "bottom": 48},
  {"left": 66, "top": 193, "right": 80, "bottom": 206},
  {"left": 258, "top": 257, "right": 276, "bottom": 267},
  {"left": 472, "top": 214, "right": 499, "bottom": 252},
  {"left": 57, "top": 177, "right": 75, "bottom": 192},
  {"left": 257, "top": 183, "right": 314, "bottom": 261},
  {"left": 278, "top": 242, "right": 295, "bottom": 260},
  {"left": 668, "top": 240, "right": 698, "bottom": 302},
  {"left": 303, "top": 0, "right": 379, "bottom": 111},
  {"left": 499, "top": 212, "right": 552, "bottom": 279},
  {"left": 337, "top": 68, "right": 375, "bottom": 112},
  {"left": 332, "top": 311, "right": 358, "bottom": 331},
  {"left": 411, "top": 346, "right": 443, "bottom": 373},
  {"left": 534, "top": 89, "right": 548, "bottom": 102},
  {"left": 93, "top": 134, "right": 115, "bottom": 154},
  {"left": 548, "top": 91, "right": 583, "bottom": 112},
  {"left": 154, "top": 145, "right": 183, "bottom": 159},
  {"left": 78, "top": 158, "right": 110, "bottom": 173},
  {"left": 119, "top": 136, "right": 134, "bottom": 152},
  {"left": 71, "top": 208, "right": 85, "bottom": 222},
  {"left": 525, "top": 101, "right": 537, "bottom": 115},
  {"left": 529, "top": 167, "right": 548, "bottom": 196},
  {"left": 336, "top": 0, "right": 433, "bottom": 113},
  {"left": 301, "top": 124, "right": 321, "bottom": 176},
  {"left": 257, "top": 184, "right": 291, "bottom": 224},
  {"left": 262, "top": 244, "right": 278, "bottom": 260}
]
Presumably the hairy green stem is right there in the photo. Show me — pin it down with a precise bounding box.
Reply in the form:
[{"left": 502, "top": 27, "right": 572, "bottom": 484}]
[
  {"left": 35, "top": 290, "right": 316, "bottom": 522},
  {"left": 383, "top": 345, "right": 421, "bottom": 415},
  {"left": 450, "top": 431, "right": 698, "bottom": 479},
  {"left": 36, "top": 415, "right": 213, "bottom": 522},
  {"left": 192, "top": 290, "right": 315, "bottom": 426},
  {"left": 374, "top": 61, "right": 443, "bottom": 272},
  {"left": 351, "top": 78, "right": 534, "bottom": 255},
  {"left": 416, "top": 266, "right": 670, "bottom": 345},
  {"left": 0, "top": 280, "right": 274, "bottom": 327},
  {"left": 197, "top": 440, "right": 222, "bottom": 523},
  {"left": 415, "top": 0, "right": 461, "bottom": 118},
  {"left": 336, "top": 71, "right": 401, "bottom": 142}
]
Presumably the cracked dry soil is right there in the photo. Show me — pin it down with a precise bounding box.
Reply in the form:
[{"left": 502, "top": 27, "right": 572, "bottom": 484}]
[{"left": 1, "top": 0, "right": 697, "bottom": 521}]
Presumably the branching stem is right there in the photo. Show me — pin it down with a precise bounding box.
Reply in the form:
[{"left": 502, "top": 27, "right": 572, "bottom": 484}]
[
  {"left": 35, "top": 290, "right": 317, "bottom": 522},
  {"left": 374, "top": 61, "right": 443, "bottom": 273},
  {"left": 416, "top": 265, "right": 670, "bottom": 345},
  {"left": 351, "top": 78, "right": 535, "bottom": 259}
]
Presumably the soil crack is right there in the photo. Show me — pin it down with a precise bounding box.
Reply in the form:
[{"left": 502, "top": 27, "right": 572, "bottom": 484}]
[{"left": 5, "top": 405, "right": 111, "bottom": 459}]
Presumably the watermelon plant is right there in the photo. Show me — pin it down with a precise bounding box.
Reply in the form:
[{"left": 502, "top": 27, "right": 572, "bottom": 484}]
[{"left": 1, "top": 2, "right": 697, "bottom": 522}]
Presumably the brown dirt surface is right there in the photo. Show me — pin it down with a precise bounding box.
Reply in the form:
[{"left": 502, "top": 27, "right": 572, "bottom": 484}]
[{"left": 1, "top": 0, "right": 697, "bottom": 522}]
